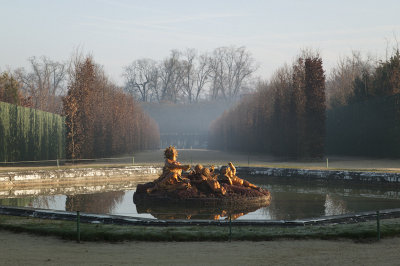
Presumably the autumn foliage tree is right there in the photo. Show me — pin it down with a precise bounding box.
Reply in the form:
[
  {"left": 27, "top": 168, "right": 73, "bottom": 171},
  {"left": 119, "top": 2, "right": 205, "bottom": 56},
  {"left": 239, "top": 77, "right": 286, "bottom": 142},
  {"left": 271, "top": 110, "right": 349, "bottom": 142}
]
[
  {"left": 0, "top": 72, "right": 32, "bottom": 107},
  {"left": 63, "top": 56, "right": 160, "bottom": 159}
]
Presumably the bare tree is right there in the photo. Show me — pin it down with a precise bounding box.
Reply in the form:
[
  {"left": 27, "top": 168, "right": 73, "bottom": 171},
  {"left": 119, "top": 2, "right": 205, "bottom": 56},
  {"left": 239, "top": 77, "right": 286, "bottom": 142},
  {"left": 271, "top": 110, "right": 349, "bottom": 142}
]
[
  {"left": 14, "top": 56, "right": 66, "bottom": 114},
  {"left": 194, "top": 52, "right": 211, "bottom": 102},
  {"left": 208, "top": 47, "right": 225, "bottom": 100},
  {"left": 326, "top": 51, "right": 376, "bottom": 108},
  {"left": 179, "top": 49, "right": 211, "bottom": 103},
  {"left": 208, "top": 46, "right": 257, "bottom": 101},
  {"left": 123, "top": 46, "right": 257, "bottom": 103},
  {"left": 148, "top": 66, "right": 162, "bottom": 102},
  {"left": 159, "top": 50, "right": 183, "bottom": 103},
  {"left": 123, "top": 59, "right": 157, "bottom": 102},
  {"left": 181, "top": 49, "right": 197, "bottom": 103}
]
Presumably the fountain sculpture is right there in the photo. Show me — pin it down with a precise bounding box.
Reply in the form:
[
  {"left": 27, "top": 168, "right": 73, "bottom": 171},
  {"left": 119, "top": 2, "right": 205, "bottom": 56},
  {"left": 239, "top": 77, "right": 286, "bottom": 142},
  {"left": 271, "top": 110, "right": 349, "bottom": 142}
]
[{"left": 133, "top": 146, "right": 271, "bottom": 219}]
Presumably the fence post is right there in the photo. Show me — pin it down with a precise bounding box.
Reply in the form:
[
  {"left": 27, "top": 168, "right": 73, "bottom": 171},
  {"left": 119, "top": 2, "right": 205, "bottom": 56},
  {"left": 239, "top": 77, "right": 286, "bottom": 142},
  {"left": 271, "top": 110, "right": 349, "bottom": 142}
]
[
  {"left": 326, "top": 158, "right": 329, "bottom": 168},
  {"left": 132, "top": 155, "right": 135, "bottom": 165},
  {"left": 57, "top": 159, "right": 59, "bottom": 168},
  {"left": 77, "top": 211, "right": 81, "bottom": 243},
  {"left": 377, "top": 210, "right": 380, "bottom": 241},
  {"left": 229, "top": 214, "right": 232, "bottom": 242}
]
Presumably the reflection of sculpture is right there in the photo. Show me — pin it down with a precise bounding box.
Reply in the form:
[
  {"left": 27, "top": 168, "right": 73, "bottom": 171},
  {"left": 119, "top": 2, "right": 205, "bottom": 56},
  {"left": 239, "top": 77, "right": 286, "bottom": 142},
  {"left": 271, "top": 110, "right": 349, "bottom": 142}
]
[
  {"left": 135, "top": 202, "right": 262, "bottom": 220},
  {"left": 134, "top": 146, "right": 271, "bottom": 220}
]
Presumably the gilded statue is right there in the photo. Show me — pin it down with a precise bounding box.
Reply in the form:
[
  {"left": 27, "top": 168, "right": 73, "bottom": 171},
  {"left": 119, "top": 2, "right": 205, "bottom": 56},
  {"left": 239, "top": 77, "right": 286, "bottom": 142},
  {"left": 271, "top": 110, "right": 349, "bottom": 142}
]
[
  {"left": 147, "top": 146, "right": 191, "bottom": 193},
  {"left": 134, "top": 146, "right": 271, "bottom": 220},
  {"left": 188, "top": 164, "right": 226, "bottom": 195},
  {"left": 218, "top": 162, "right": 260, "bottom": 190}
]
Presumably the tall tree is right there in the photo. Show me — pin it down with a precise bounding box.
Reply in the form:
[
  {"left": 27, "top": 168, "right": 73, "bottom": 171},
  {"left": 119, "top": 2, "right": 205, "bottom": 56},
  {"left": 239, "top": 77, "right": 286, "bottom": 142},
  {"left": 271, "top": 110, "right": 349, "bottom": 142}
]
[
  {"left": 0, "top": 72, "right": 32, "bottom": 107},
  {"left": 64, "top": 55, "right": 160, "bottom": 159},
  {"left": 159, "top": 50, "right": 183, "bottom": 103},
  {"left": 63, "top": 56, "right": 96, "bottom": 159},
  {"left": 304, "top": 57, "right": 326, "bottom": 158},
  {"left": 373, "top": 50, "right": 400, "bottom": 96}
]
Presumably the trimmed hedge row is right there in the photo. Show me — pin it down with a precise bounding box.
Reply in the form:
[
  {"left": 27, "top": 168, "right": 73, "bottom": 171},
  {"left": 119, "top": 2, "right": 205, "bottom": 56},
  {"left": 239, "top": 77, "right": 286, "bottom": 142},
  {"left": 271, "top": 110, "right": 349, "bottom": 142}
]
[
  {"left": 326, "top": 94, "right": 400, "bottom": 157},
  {"left": 0, "top": 101, "right": 65, "bottom": 162}
]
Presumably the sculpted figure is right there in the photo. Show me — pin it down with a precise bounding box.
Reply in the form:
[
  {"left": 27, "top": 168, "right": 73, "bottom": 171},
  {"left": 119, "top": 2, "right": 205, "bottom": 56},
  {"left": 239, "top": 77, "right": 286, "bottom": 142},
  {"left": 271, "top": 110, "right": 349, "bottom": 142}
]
[
  {"left": 134, "top": 149, "right": 271, "bottom": 221},
  {"left": 147, "top": 146, "right": 191, "bottom": 194},
  {"left": 219, "top": 162, "right": 259, "bottom": 190},
  {"left": 188, "top": 164, "right": 226, "bottom": 195},
  {"left": 201, "top": 167, "right": 226, "bottom": 195}
]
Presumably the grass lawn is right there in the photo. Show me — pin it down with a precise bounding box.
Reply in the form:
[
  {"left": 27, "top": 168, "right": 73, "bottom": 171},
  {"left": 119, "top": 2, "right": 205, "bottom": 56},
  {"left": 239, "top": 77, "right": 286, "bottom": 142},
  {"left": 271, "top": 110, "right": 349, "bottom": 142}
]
[{"left": 1, "top": 214, "right": 400, "bottom": 242}]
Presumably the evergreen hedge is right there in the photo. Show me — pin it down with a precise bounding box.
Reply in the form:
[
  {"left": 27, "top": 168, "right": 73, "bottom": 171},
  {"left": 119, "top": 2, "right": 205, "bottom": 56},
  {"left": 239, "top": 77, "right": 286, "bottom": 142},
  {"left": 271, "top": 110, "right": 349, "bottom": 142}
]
[
  {"left": 0, "top": 101, "right": 65, "bottom": 162},
  {"left": 326, "top": 94, "right": 400, "bottom": 157}
]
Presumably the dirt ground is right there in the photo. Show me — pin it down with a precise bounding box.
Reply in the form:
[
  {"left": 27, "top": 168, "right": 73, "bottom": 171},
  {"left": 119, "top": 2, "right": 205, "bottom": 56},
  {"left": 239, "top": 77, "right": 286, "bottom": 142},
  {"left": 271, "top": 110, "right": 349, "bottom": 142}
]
[{"left": 0, "top": 230, "right": 399, "bottom": 265}]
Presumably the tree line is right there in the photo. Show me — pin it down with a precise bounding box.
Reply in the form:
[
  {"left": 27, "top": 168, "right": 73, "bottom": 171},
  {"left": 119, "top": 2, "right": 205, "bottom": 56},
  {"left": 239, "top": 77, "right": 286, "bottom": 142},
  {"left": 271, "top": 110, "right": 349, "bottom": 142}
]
[
  {"left": 325, "top": 48, "right": 400, "bottom": 157},
  {"left": 123, "top": 46, "right": 258, "bottom": 103},
  {"left": 209, "top": 47, "right": 400, "bottom": 159},
  {"left": 63, "top": 55, "right": 160, "bottom": 159},
  {"left": 209, "top": 51, "right": 326, "bottom": 159},
  {"left": 327, "top": 49, "right": 400, "bottom": 107},
  {"left": 1, "top": 53, "right": 160, "bottom": 160},
  {"left": 2, "top": 46, "right": 257, "bottom": 114}
]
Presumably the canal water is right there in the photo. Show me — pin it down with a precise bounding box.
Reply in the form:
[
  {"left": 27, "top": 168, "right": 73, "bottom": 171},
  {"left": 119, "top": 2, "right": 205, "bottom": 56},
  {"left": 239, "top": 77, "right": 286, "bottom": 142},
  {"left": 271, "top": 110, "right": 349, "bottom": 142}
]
[{"left": 1, "top": 176, "right": 400, "bottom": 220}]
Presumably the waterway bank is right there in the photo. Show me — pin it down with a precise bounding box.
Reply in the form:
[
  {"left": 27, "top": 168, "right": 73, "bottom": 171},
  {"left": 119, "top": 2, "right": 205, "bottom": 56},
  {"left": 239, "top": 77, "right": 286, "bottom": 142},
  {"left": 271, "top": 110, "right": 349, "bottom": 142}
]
[
  {"left": 2, "top": 163, "right": 400, "bottom": 191},
  {"left": 0, "top": 166, "right": 160, "bottom": 188},
  {"left": 237, "top": 166, "right": 400, "bottom": 184}
]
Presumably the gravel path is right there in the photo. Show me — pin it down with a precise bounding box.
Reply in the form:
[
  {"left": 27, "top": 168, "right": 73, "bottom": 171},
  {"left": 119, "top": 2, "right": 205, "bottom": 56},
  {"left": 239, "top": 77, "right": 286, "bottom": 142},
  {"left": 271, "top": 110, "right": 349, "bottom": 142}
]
[{"left": 1, "top": 230, "right": 399, "bottom": 265}]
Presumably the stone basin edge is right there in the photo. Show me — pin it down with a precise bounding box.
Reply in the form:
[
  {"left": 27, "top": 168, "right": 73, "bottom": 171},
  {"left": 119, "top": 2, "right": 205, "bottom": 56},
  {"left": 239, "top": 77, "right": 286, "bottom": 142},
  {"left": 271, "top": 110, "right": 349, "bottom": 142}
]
[
  {"left": 1, "top": 166, "right": 400, "bottom": 225},
  {"left": 2, "top": 165, "right": 400, "bottom": 186}
]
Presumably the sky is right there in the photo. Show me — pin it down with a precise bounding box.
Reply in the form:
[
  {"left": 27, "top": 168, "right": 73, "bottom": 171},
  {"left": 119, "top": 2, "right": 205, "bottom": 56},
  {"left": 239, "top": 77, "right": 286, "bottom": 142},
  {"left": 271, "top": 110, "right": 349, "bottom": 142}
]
[{"left": 1, "top": 0, "right": 400, "bottom": 86}]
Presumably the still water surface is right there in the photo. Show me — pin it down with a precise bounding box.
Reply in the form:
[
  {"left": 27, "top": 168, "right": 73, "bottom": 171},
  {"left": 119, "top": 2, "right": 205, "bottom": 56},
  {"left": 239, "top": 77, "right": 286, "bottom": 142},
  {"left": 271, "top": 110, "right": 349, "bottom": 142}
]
[{"left": 1, "top": 176, "right": 400, "bottom": 220}]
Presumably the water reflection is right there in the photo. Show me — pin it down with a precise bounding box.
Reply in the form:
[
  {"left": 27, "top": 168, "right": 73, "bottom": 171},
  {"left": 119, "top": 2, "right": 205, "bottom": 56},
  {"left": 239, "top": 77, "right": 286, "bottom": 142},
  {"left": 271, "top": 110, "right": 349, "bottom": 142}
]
[
  {"left": 65, "top": 191, "right": 124, "bottom": 213},
  {"left": 324, "top": 194, "right": 347, "bottom": 216},
  {"left": 1, "top": 176, "right": 400, "bottom": 220},
  {"left": 134, "top": 200, "right": 269, "bottom": 220},
  {"left": 267, "top": 191, "right": 324, "bottom": 220}
]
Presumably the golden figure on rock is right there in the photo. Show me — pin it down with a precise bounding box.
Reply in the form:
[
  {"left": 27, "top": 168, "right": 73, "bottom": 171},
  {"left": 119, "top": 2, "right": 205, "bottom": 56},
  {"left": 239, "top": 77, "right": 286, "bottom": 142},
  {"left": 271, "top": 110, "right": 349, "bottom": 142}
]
[
  {"left": 188, "top": 164, "right": 226, "bottom": 195},
  {"left": 134, "top": 146, "right": 271, "bottom": 220},
  {"left": 147, "top": 146, "right": 191, "bottom": 193},
  {"left": 219, "top": 162, "right": 260, "bottom": 190}
]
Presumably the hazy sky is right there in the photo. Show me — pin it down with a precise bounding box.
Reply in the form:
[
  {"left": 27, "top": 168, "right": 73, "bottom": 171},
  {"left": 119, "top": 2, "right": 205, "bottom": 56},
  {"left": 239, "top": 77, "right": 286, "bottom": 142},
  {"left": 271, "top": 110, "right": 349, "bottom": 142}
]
[{"left": 1, "top": 0, "right": 399, "bottom": 85}]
